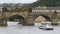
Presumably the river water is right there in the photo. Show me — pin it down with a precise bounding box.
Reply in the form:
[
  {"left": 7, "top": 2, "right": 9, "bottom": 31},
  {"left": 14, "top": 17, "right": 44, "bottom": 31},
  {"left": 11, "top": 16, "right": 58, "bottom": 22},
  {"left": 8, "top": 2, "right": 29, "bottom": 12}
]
[{"left": 0, "top": 21, "right": 60, "bottom": 34}]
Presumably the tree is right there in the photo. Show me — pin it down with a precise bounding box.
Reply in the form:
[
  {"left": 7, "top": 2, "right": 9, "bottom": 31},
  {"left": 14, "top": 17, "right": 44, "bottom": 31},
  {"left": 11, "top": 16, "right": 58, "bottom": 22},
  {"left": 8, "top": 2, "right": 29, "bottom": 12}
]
[{"left": 17, "top": 0, "right": 60, "bottom": 12}]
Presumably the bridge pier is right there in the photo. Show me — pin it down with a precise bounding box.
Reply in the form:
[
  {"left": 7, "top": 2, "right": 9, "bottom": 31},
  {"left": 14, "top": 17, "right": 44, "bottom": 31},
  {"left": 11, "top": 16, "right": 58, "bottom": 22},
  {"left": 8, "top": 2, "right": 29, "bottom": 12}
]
[
  {"left": 22, "top": 18, "right": 34, "bottom": 26},
  {"left": 0, "top": 20, "right": 7, "bottom": 26},
  {"left": 51, "top": 19, "right": 59, "bottom": 25}
]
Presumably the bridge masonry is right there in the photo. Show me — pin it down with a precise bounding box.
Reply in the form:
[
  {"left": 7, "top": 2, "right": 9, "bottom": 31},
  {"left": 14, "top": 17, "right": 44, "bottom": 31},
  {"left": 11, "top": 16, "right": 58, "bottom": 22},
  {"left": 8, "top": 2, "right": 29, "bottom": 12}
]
[
  {"left": 0, "top": 7, "right": 60, "bottom": 26},
  {"left": 0, "top": 11, "right": 59, "bottom": 26}
]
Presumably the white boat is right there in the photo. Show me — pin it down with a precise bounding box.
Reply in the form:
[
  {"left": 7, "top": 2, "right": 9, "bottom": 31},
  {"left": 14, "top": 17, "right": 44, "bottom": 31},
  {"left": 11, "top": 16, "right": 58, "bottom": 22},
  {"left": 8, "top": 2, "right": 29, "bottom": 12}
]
[{"left": 38, "top": 23, "right": 53, "bottom": 30}]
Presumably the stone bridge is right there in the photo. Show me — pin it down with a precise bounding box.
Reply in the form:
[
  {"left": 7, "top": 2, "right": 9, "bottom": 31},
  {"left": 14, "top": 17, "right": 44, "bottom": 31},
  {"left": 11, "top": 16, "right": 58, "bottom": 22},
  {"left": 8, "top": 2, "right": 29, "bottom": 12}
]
[{"left": 0, "top": 7, "right": 60, "bottom": 26}]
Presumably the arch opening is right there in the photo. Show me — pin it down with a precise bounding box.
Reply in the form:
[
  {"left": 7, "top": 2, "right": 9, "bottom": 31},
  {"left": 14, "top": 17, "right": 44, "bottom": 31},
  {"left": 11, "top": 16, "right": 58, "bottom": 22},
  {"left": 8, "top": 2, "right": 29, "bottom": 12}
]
[
  {"left": 7, "top": 14, "right": 25, "bottom": 26},
  {"left": 34, "top": 15, "right": 51, "bottom": 23},
  {"left": 34, "top": 15, "right": 51, "bottom": 26}
]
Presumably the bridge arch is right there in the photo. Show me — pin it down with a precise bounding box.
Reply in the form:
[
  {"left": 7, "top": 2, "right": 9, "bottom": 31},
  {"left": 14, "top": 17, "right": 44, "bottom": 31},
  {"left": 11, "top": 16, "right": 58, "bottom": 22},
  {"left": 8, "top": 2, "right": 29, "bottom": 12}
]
[
  {"left": 34, "top": 15, "right": 51, "bottom": 23},
  {"left": 8, "top": 14, "right": 25, "bottom": 24}
]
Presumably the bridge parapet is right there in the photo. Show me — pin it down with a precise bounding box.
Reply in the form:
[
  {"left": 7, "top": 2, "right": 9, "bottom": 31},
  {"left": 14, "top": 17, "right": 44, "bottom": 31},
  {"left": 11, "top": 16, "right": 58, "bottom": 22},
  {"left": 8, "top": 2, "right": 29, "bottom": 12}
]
[{"left": 3, "top": 12, "right": 29, "bottom": 18}]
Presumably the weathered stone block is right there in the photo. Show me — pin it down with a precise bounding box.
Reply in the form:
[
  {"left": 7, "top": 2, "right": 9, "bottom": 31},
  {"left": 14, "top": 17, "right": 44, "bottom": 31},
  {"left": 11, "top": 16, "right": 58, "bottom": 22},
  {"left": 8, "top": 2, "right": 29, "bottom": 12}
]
[
  {"left": 51, "top": 19, "right": 59, "bottom": 25},
  {"left": 22, "top": 23, "right": 34, "bottom": 26},
  {"left": 22, "top": 19, "right": 34, "bottom": 26},
  {"left": 0, "top": 20, "right": 7, "bottom": 26}
]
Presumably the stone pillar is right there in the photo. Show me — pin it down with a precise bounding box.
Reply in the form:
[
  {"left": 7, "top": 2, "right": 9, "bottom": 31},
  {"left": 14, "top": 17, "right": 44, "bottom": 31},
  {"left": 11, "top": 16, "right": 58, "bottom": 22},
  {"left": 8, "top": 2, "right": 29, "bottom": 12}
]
[
  {"left": 21, "top": 18, "right": 27, "bottom": 25},
  {"left": 3, "top": 20, "right": 7, "bottom": 26},
  {"left": 0, "top": 20, "right": 3, "bottom": 26},
  {"left": 22, "top": 18, "right": 34, "bottom": 26},
  {"left": 51, "top": 19, "right": 59, "bottom": 25},
  {"left": 0, "top": 20, "right": 7, "bottom": 26},
  {"left": 26, "top": 19, "right": 34, "bottom": 25}
]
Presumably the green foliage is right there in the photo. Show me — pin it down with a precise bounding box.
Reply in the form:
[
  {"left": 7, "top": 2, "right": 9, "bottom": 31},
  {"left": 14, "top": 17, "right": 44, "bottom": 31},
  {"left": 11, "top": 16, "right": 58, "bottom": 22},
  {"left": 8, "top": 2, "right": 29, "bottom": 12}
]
[
  {"left": 17, "top": 0, "right": 60, "bottom": 12},
  {"left": 38, "top": 0, "right": 60, "bottom": 6},
  {"left": 28, "top": 0, "right": 60, "bottom": 7}
]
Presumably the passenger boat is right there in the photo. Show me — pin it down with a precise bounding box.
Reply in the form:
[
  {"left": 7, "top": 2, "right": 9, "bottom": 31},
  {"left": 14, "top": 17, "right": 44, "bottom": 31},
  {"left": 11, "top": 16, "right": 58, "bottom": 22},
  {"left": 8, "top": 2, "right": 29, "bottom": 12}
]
[{"left": 38, "top": 22, "right": 53, "bottom": 30}]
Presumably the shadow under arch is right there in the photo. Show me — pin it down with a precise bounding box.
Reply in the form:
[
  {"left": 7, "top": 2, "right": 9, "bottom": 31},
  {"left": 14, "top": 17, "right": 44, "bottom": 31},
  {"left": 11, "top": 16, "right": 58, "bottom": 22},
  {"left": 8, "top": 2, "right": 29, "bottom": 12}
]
[
  {"left": 8, "top": 14, "right": 25, "bottom": 24},
  {"left": 34, "top": 15, "right": 51, "bottom": 22},
  {"left": 40, "top": 15, "right": 51, "bottom": 21}
]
